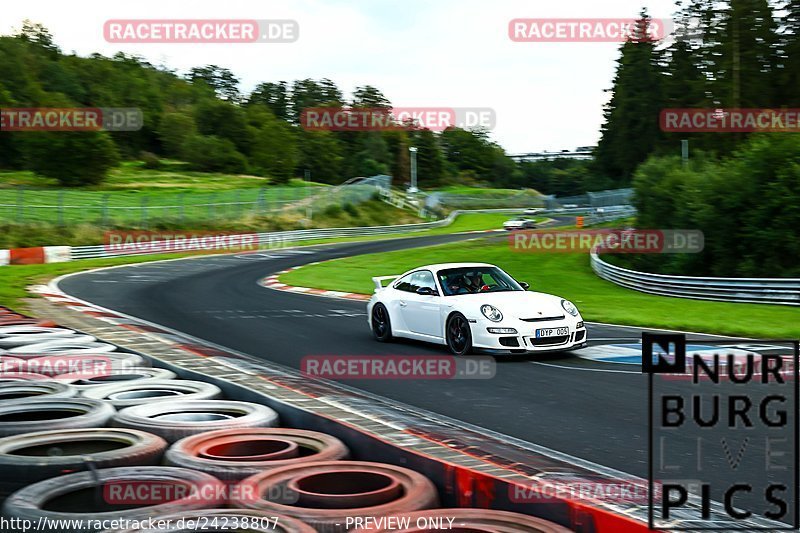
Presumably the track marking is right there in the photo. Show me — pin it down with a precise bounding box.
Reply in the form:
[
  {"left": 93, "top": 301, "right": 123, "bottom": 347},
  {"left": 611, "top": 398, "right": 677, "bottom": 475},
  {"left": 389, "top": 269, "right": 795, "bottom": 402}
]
[{"left": 530, "top": 361, "right": 640, "bottom": 374}]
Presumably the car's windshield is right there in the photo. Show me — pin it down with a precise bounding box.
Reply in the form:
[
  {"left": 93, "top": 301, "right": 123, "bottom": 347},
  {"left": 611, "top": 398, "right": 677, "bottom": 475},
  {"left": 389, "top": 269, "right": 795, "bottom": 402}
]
[{"left": 437, "top": 266, "right": 524, "bottom": 296}]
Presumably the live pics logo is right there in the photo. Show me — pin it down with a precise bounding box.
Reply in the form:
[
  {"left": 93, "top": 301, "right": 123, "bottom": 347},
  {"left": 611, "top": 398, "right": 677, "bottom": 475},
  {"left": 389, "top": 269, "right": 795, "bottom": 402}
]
[{"left": 645, "top": 333, "right": 800, "bottom": 530}]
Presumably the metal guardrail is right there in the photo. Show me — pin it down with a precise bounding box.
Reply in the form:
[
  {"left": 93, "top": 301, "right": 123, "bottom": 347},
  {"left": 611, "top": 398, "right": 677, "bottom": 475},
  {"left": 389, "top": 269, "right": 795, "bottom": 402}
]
[{"left": 591, "top": 251, "right": 800, "bottom": 306}]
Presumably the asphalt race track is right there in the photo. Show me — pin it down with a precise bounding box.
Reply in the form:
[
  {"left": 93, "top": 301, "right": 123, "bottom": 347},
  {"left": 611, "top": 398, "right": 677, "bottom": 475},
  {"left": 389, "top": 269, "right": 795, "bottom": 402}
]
[{"left": 58, "top": 231, "right": 795, "bottom": 511}]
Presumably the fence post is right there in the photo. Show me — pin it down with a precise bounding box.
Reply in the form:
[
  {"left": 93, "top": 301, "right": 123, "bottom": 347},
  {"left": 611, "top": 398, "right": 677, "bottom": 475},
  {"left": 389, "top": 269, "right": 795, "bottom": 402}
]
[
  {"left": 209, "top": 193, "right": 217, "bottom": 220},
  {"left": 179, "top": 193, "right": 185, "bottom": 225},
  {"left": 140, "top": 196, "right": 149, "bottom": 228},
  {"left": 257, "top": 187, "right": 266, "bottom": 213},
  {"left": 57, "top": 190, "right": 65, "bottom": 226},
  {"left": 235, "top": 190, "right": 241, "bottom": 218},
  {"left": 101, "top": 194, "right": 110, "bottom": 226},
  {"left": 16, "top": 186, "right": 24, "bottom": 223}
]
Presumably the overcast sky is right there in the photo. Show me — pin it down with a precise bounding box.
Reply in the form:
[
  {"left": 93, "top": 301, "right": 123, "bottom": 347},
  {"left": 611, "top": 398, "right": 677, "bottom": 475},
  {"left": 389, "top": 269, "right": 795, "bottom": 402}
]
[{"left": 3, "top": 0, "right": 679, "bottom": 153}]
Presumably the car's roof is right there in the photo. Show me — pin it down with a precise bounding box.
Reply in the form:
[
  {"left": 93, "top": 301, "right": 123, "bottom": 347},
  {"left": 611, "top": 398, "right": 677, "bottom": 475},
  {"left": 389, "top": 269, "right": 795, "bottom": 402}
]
[{"left": 410, "top": 262, "right": 496, "bottom": 272}]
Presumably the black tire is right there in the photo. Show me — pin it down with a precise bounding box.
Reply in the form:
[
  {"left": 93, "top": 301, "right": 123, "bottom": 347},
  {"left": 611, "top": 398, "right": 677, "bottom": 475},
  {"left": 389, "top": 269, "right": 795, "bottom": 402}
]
[
  {"left": 0, "top": 398, "right": 116, "bottom": 437},
  {"left": 165, "top": 428, "right": 349, "bottom": 481},
  {"left": 112, "top": 400, "right": 279, "bottom": 443},
  {"left": 2, "top": 466, "right": 226, "bottom": 532},
  {"left": 0, "top": 381, "right": 78, "bottom": 401},
  {"left": 371, "top": 303, "right": 392, "bottom": 342},
  {"left": 445, "top": 313, "right": 473, "bottom": 356},
  {"left": 0, "top": 428, "right": 167, "bottom": 499},
  {"left": 81, "top": 379, "right": 222, "bottom": 409}
]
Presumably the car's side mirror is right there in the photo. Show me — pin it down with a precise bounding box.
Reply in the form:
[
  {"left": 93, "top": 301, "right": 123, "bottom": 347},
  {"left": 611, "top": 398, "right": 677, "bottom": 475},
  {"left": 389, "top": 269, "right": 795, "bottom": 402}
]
[
  {"left": 519, "top": 282, "right": 530, "bottom": 290},
  {"left": 416, "top": 287, "right": 438, "bottom": 296}
]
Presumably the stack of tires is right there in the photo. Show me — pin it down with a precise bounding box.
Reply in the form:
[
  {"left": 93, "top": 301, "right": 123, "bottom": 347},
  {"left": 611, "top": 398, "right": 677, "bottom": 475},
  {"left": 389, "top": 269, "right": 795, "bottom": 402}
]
[{"left": 0, "top": 308, "right": 571, "bottom": 532}]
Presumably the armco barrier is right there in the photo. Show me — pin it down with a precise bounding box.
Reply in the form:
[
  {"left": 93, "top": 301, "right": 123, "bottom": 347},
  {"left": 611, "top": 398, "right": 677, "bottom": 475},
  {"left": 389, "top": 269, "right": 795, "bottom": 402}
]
[
  {"left": 591, "top": 250, "right": 800, "bottom": 306},
  {"left": 2, "top": 207, "right": 634, "bottom": 264}
]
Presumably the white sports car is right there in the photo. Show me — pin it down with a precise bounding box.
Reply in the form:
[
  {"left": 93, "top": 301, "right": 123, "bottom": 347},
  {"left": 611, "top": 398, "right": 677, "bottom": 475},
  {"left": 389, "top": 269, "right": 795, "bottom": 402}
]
[{"left": 367, "top": 262, "right": 588, "bottom": 355}]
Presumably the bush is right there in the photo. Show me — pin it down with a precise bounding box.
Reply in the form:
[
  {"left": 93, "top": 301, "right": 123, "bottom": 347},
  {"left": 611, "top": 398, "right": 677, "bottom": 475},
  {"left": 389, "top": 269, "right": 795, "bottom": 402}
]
[
  {"left": 140, "top": 151, "right": 161, "bottom": 169},
  {"left": 323, "top": 203, "right": 342, "bottom": 217},
  {"left": 22, "top": 131, "right": 119, "bottom": 186},
  {"left": 183, "top": 135, "right": 248, "bottom": 173},
  {"left": 342, "top": 202, "right": 359, "bottom": 217}
]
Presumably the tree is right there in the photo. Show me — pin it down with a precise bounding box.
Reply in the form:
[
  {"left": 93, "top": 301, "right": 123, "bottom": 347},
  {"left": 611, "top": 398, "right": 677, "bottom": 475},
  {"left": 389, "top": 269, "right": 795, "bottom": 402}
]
[
  {"left": 183, "top": 135, "right": 248, "bottom": 173},
  {"left": 297, "top": 130, "right": 344, "bottom": 183},
  {"left": 22, "top": 131, "right": 119, "bottom": 186},
  {"left": 248, "top": 81, "right": 289, "bottom": 120},
  {"left": 157, "top": 112, "right": 197, "bottom": 158},
  {"left": 352, "top": 85, "right": 392, "bottom": 110},
  {"left": 593, "top": 11, "right": 664, "bottom": 184},
  {"left": 187, "top": 65, "right": 241, "bottom": 102},
  {"left": 248, "top": 108, "right": 299, "bottom": 183}
]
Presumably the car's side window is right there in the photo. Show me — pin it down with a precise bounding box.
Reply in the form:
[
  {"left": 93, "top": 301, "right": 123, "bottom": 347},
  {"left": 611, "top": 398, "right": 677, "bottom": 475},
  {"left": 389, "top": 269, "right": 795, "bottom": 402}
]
[
  {"left": 412, "top": 270, "right": 437, "bottom": 293},
  {"left": 393, "top": 273, "right": 415, "bottom": 292},
  {"left": 394, "top": 270, "right": 437, "bottom": 293}
]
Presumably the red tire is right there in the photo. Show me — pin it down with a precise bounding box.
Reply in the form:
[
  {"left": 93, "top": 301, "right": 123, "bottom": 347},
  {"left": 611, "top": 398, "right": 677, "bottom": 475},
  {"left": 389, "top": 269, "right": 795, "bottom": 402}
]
[
  {"left": 231, "top": 461, "right": 438, "bottom": 533},
  {"left": 351, "top": 508, "right": 573, "bottom": 532},
  {"left": 166, "top": 428, "right": 349, "bottom": 481}
]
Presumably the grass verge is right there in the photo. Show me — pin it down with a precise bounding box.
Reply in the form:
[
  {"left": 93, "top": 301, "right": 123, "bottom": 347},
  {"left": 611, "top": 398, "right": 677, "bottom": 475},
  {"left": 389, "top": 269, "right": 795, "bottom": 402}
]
[
  {"left": 280, "top": 238, "right": 800, "bottom": 339},
  {"left": 0, "top": 212, "right": 523, "bottom": 313}
]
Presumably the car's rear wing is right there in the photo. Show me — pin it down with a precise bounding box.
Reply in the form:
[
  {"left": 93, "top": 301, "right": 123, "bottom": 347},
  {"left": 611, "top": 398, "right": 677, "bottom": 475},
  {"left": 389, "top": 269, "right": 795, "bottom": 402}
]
[{"left": 372, "top": 275, "right": 399, "bottom": 292}]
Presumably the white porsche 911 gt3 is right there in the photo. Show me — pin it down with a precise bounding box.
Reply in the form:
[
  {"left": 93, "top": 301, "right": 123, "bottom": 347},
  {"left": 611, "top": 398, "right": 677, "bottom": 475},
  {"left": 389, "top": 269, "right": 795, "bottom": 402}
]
[{"left": 367, "top": 262, "right": 588, "bottom": 355}]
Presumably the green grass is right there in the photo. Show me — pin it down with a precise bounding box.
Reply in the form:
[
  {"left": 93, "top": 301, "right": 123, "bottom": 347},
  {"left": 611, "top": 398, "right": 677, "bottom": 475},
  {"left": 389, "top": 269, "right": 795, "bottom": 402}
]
[
  {"left": 280, "top": 238, "right": 800, "bottom": 339},
  {"left": 0, "top": 253, "right": 198, "bottom": 313},
  {"left": 0, "top": 211, "right": 526, "bottom": 313},
  {"left": 0, "top": 161, "right": 330, "bottom": 226}
]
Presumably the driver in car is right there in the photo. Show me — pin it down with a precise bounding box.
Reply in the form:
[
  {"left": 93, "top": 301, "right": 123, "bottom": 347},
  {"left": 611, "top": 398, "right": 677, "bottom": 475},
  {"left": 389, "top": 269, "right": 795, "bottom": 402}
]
[{"left": 464, "top": 271, "right": 485, "bottom": 293}]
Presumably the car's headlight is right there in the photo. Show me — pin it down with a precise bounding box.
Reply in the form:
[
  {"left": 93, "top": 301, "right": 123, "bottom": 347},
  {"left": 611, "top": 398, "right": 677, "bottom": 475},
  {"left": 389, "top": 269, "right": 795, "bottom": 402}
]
[
  {"left": 561, "top": 299, "right": 579, "bottom": 317},
  {"left": 480, "top": 304, "right": 503, "bottom": 322}
]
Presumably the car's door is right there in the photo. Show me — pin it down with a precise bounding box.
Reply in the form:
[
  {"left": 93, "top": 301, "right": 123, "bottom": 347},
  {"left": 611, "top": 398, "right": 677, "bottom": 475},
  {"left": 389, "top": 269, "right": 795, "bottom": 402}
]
[{"left": 398, "top": 270, "right": 442, "bottom": 338}]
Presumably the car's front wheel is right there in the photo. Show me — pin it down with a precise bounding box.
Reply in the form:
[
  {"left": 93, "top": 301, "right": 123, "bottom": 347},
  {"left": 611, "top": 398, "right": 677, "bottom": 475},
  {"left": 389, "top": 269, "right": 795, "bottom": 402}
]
[
  {"left": 371, "top": 303, "right": 392, "bottom": 342},
  {"left": 446, "top": 313, "right": 473, "bottom": 356}
]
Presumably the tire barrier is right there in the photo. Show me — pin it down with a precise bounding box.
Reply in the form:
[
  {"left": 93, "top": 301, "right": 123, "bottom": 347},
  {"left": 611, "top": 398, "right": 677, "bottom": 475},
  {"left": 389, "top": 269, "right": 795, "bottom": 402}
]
[
  {"left": 28, "top": 353, "right": 148, "bottom": 377},
  {"left": 231, "top": 461, "right": 439, "bottom": 533},
  {"left": 8, "top": 338, "right": 115, "bottom": 355},
  {"left": 0, "top": 372, "right": 52, "bottom": 382},
  {"left": 112, "top": 400, "right": 280, "bottom": 443},
  {"left": 82, "top": 380, "right": 223, "bottom": 408},
  {"left": 100, "top": 509, "right": 317, "bottom": 533},
  {"left": 0, "top": 381, "right": 78, "bottom": 401},
  {"left": 0, "top": 428, "right": 167, "bottom": 499},
  {"left": 0, "top": 356, "right": 23, "bottom": 371},
  {"left": 351, "top": 509, "right": 574, "bottom": 533},
  {"left": 57, "top": 367, "right": 177, "bottom": 389},
  {"left": 165, "top": 428, "right": 349, "bottom": 481},
  {"left": 1, "top": 466, "right": 226, "bottom": 533},
  {"left": 0, "top": 398, "right": 115, "bottom": 437},
  {"left": 0, "top": 326, "right": 78, "bottom": 348}
]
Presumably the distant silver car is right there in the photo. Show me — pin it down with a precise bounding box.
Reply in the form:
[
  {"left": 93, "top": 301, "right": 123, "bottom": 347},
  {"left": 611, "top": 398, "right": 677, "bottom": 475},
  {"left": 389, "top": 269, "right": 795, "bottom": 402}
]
[
  {"left": 524, "top": 207, "right": 544, "bottom": 215},
  {"left": 503, "top": 217, "right": 537, "bottom": 230}
]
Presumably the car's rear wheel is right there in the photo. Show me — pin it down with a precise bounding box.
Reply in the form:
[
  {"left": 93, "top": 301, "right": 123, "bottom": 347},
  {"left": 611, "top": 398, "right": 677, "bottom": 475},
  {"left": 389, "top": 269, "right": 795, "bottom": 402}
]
[
  {"left": 371, "top": 303, "right": 392, "bottom": 342},
  {"left": 446, "top": 313, "right": 472, "bottom": 356}
]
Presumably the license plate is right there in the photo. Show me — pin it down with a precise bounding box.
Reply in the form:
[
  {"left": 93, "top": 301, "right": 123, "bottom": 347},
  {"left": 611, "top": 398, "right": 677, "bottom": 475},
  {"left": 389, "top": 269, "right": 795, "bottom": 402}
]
[{"left": 536, "top": 327, "right": 569, "bottom": 338}]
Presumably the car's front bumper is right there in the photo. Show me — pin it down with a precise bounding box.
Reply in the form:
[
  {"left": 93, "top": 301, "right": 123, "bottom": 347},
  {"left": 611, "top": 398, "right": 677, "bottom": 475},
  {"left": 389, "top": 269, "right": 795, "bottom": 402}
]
[{"left": 470, "top": 317, "right": 587, "bottom": 353}]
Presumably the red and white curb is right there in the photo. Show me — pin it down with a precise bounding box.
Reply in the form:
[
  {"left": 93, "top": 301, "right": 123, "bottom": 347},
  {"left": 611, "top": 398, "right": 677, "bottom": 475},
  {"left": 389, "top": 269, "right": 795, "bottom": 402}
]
[{"left": 259, "top": 264, "right": 371, "bottom": 302}]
